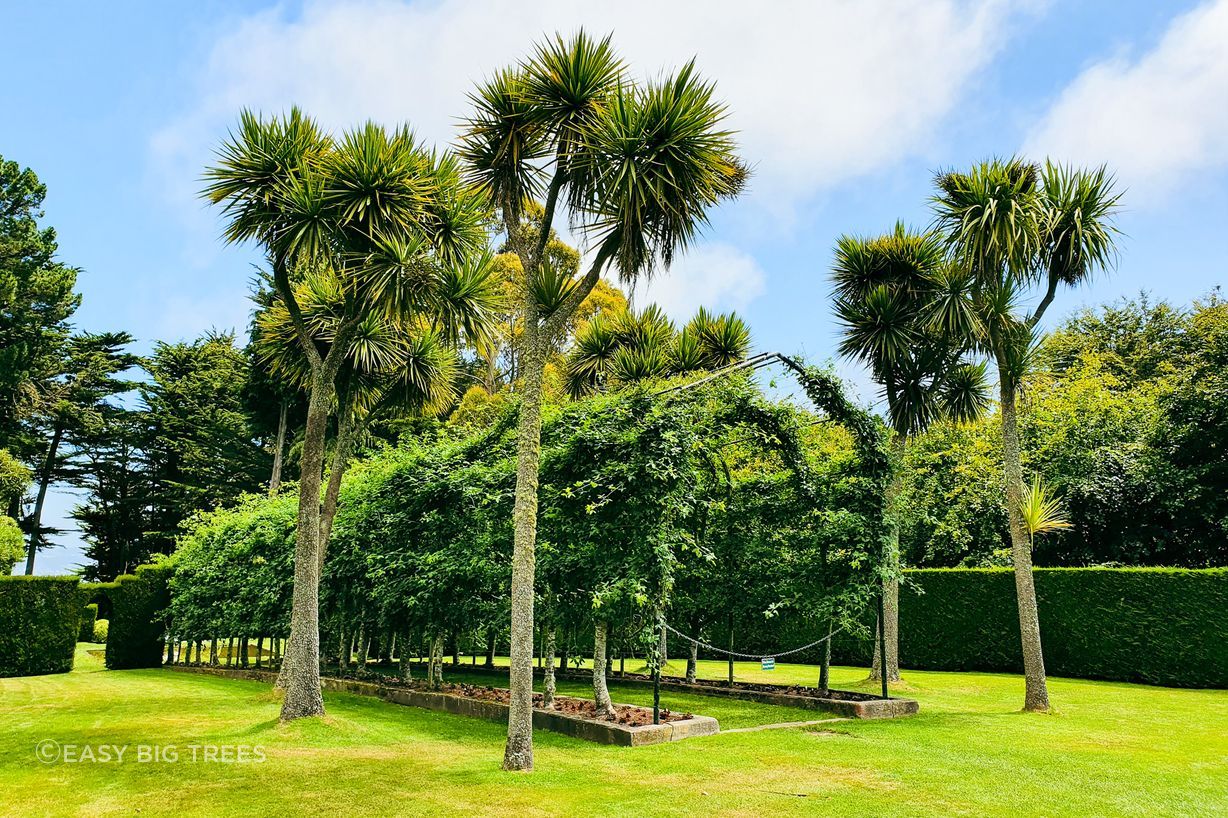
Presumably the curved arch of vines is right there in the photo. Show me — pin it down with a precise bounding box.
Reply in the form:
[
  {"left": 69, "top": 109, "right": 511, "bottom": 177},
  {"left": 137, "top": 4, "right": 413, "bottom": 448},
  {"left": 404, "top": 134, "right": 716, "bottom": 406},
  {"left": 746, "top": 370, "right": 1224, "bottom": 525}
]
[{"left": 166, "top": 359, "right": 893, "bottom": 681}]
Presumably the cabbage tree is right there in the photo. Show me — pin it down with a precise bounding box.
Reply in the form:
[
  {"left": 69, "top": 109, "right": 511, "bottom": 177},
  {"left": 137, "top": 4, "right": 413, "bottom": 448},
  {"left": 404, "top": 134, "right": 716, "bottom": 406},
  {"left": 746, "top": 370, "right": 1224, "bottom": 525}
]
[
  {"left": 832, "top": 224, "right": 988, "bottom": 681},
  {"left": 204, "top": 113, "right": 489, "bottom": 720},
  {"left": 932, "top": 158, "right": 1120, "bottom": 711},
  {"left": 460, "top": 31, "right": 745, "bottom": 770}
]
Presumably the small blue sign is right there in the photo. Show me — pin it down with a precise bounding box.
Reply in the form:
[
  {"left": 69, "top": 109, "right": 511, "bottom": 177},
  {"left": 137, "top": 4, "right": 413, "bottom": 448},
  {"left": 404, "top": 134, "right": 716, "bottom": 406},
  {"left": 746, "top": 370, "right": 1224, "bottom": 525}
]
[{"left": 761, "top": 657, "right": 775, "bottom": 671}]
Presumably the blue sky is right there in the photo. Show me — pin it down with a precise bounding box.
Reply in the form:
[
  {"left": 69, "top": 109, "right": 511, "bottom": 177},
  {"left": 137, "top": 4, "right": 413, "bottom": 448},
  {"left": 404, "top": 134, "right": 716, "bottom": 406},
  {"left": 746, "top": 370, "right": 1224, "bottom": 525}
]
[{"left": 4, "top": 0, "right": 1227, "bottom": 574}]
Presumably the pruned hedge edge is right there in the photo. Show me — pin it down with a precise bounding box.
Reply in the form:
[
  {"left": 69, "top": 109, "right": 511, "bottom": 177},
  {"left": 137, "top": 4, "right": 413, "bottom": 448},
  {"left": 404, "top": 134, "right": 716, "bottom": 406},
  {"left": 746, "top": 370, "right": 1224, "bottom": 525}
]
[
  {"left": 0, "top": 576, "right": 82, "bottom": 677},
  {"left": 104, "top": 563, "right": 172, "bottom": 670}
]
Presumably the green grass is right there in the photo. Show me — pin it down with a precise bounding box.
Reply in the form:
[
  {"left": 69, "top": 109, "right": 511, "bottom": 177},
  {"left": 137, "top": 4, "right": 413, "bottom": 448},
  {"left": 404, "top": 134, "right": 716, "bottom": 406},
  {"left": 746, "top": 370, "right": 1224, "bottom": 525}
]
[{"left": 1, "top": 645, "right": 1224, "bottom": 817}]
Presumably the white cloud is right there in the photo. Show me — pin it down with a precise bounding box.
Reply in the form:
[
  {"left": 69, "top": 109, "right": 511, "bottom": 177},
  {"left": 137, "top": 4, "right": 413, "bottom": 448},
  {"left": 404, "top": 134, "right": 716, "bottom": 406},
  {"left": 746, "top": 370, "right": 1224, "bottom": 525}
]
[
  {"left": 154, "top": 0, "right": 1028, "bottom": 229},
  {"left": 628, "top": 242, "right": 766, "bottom": 321},
  {"left": 1024, "top": 0, "right": 1228, "bottom": 199}
]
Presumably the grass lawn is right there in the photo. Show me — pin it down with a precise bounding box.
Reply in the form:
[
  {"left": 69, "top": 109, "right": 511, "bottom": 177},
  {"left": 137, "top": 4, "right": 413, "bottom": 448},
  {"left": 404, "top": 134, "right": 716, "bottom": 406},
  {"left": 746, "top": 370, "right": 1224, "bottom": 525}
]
[{"left": 1, "top": 646, "right": 1224, "bottom": 817}]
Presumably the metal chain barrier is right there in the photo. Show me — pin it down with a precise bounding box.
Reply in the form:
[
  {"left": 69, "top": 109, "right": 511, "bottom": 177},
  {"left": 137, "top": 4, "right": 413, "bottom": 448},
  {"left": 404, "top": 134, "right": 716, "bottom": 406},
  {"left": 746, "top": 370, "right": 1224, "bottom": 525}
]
[{"left": 664, "top": 622, "right": 844, "bottom": 660}]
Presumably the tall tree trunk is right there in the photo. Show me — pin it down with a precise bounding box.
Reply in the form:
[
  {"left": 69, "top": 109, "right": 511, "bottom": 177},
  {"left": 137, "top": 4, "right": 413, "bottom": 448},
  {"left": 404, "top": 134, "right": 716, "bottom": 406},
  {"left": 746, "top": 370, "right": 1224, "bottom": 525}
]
[
  {"left": 24, "top": 423, "right": 63, "bottom": 575},
  {"left": 503, "top": 326, "right": 547, "bottom": 771},
  {"left": 209, "top": 638, "right": 218, "bottom": 666},
  {"left": 356, "top": 621, "right": 368, "bottom": 670},
  {"left": 278, "top": 372, "right": 331, "bottom": 720},
  {"left": 686, "top": 641, "right": 698, "bottom": 684},
  {"left": 269, "top": 399, "right": 288, "bottom": 496},
  {"left": 484, "top": 625, "right": 496, "bottom": 668},
  {"left": 871, "top": 436, "right": 905, "bottom": 682},
  {"left": 999, "top": 375, "right": 1050, "bottom": 712},
  {"left": 658, "top": 621, "right": 668, "bottom": 668},
  {"left": 255, "top": 637, "right": 264, "bottom": 669},
  {"left": 401, "top": 630, "right": 413, "bottom": 682},
  {"left": 592, "top": 621, "right": 614, "bottom": 718},
  {"left": 338, "top": 628, "right": 348, "bottom": 671},
  {"left": 318, "top": 412, "right": 354, "bottom": 574},
  {"left": 429, "top": 634, "right": 444, "bottom": 689},
  {"left": 542, "top": 626, "right": 556, "bottom": 709}
]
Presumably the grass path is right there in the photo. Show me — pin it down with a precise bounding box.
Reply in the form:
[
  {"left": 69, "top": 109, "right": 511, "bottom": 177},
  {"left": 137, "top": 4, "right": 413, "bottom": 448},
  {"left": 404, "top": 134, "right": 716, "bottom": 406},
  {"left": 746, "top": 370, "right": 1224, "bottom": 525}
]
[{"left": 1, "top": 646, "right": 1224, "bottom": 816}]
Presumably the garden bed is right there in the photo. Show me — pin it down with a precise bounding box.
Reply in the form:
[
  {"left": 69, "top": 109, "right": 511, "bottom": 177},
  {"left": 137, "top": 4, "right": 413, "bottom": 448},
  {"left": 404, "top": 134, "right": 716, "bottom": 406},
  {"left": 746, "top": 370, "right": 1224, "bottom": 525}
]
[
  {"left": 166, "top": 665, "right": 719, "bottom": 746},
  {"left": 420, "top": 662, "right": 919, "bottom": 719}
]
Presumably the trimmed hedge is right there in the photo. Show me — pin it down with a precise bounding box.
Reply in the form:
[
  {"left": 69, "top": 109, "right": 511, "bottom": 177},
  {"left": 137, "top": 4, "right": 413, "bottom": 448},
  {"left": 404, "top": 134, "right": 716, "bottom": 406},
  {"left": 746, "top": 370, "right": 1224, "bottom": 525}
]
[
  {"left": 104, "top": 563, "right": 172, "bottom": 670},
  {"left": 0, "top": 576, "right": 82, "bottom": 677},
  {"left": 79, "top": 603, "right": 98, "bottom": 642},
  {"left": 682, "top": 568, "right": 1228, "bottom": 688},
  {"left": 822, "top": 568, "right": 1228, "bottom": 688}
]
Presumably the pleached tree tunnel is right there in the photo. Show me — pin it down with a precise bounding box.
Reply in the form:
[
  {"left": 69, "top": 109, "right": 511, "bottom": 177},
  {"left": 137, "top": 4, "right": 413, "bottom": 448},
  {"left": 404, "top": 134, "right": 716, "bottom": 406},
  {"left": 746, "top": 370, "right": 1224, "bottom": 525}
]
[{"left": 163, "top": 356, "right": 895, "bottom": 759}]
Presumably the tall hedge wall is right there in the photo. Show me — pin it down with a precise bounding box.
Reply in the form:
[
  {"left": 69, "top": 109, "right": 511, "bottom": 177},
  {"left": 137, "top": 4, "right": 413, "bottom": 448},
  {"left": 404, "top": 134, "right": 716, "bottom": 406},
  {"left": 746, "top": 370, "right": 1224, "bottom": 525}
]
[
  {"left": 0, "top": 576, "right": 82, "bottom": 677},
  {"left": 104, "top": 563, "right": 172, "bottom": 670},
  {"left": 821, "top": 568, "right": 1228, "bottom": 688}
]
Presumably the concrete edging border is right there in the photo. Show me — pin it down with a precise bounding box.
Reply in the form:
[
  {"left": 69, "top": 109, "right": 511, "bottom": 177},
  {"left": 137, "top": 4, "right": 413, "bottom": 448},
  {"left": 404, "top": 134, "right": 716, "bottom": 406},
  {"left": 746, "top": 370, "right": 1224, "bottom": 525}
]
[{"left": 165, "top": 665, "right": 720, "bottom": 746}]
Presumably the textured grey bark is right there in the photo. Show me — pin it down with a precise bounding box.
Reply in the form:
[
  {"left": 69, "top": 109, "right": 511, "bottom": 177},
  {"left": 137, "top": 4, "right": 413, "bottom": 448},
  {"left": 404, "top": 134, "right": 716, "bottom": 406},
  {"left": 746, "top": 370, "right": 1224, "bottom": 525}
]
[
  {"left": 24, "top": 423, "right": 63, "bottom": 575},
  {"left": 686, "top": 641, "right": 698, "bottom": 684},
  {"left": 502, "top": 322, "right": 547, "bottom": 771},
  {"left": 998, "top": 378, "right": 1051, "bottom": 711},
  {"left": 318, "top": 411, "right": 353, "bottom": 573},
  {"left": 356, "top": 621, "right": 368, "bottom": 669},
  {"left": 592, "top": 621, "right": 614, "bottom": 718},
  {"left": 870, "top": 435, "right": 905, "bottom": 682},
  {"left": 542, "top": 626, "right": 556, "bottom": 709},
  {"left": 269, "top": 400, "right": 288, "bottom": 496},
  {"left": 401, "top": 631, "right": 413, "bottom": 681},
  {"left": 209, "top": 638, "right": 218, "bottom": 666},
  {"left": 277, "top": 372, "right": 332, "bottom": 721},
  {"left": 431, "top": 634, "right": 444, "bottom": 688},
  {"left": 271, "top": 258, "right": 357, "bottom": 721},
  {"left": 338, "top": 628, "right": 348, "bottom": 670},
  {"left": 501, "top": 235, "right": 608, "bottom": 770},
  {"left": 658, "top": 623, "right": 669, "bottom": 667}
]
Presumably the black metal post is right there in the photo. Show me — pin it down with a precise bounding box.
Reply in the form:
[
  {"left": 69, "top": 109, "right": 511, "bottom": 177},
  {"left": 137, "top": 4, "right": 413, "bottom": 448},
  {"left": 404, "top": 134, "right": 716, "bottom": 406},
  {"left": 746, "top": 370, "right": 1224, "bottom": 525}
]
[
  {"left": 877, "top": 589, "right": 889, "bottom": 700},
  {"left": 653, "top": 620, "right": 663, "bottom": 725}
]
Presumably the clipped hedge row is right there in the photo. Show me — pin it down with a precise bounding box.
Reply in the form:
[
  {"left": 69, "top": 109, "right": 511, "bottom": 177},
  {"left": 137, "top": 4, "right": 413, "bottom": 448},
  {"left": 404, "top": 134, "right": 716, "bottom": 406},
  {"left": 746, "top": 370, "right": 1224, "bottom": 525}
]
[
  {"left": 79, "top": 603, "right": 98, "bottom": 642},
  {"left": 820, "top": 568, "right": 1228, "bottom": 688},
  {"left": 0, "top": 576, "right": 82, "bottom": 677},
  {"left": 685, "top": 568, "right": 1228, "bottom": 688},
  {"left": 104, "top": 563, "right": 172, "bottom": 670}
]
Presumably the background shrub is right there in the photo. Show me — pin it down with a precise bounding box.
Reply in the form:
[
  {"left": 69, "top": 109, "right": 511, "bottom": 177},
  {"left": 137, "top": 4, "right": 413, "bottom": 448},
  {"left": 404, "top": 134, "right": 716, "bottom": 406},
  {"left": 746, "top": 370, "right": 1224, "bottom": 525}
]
[
  {"left": 0, "top": 576, "right": 82, "bottom": 677},
  {"left": 93, "top": 619, "right": 109, "bottom": 643},
  {"left": 0, "top": 515, "right": 24, "bottom": 574},
  {"left": 105, "top": 563, "right": 172, "bottom": 670},
  {"left": 79, "top": 603, "right": 98, "bottom": 642}
]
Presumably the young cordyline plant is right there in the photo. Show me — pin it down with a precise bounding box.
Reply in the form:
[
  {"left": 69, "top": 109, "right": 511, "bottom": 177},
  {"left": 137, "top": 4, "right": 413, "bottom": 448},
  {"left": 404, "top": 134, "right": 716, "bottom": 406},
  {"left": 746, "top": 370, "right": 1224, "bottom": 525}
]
[{"left": 1018, "top": 474, "right": 1072, "bottom": 552}]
